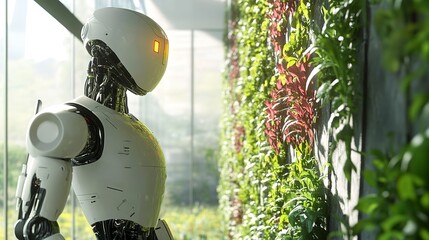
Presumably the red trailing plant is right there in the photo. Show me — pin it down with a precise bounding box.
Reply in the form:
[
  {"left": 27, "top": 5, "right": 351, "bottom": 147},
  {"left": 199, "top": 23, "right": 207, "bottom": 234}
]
[
  {"left": 267, "top": 0, "right": 296, "bottom": 74},
  {"left": 265, "top": 56, "right": 316, "bottom": 153},
  {"left": 265, "top": 0, "right": 316, "bottom": 153}
]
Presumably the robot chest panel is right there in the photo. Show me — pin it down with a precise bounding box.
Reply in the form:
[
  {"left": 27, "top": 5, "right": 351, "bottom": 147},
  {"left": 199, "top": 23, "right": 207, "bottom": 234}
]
[
  {"left": 76, "top": 107, "right": 166, "bottom": 172},
  {"left": 71, "top": 106, "right": 166, "bottom": 226}
]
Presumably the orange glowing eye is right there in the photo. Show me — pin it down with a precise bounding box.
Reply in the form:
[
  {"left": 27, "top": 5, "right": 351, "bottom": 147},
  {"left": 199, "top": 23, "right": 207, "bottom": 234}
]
[{"left": 153, "top": 40, "right": 160, "bottom": 53}]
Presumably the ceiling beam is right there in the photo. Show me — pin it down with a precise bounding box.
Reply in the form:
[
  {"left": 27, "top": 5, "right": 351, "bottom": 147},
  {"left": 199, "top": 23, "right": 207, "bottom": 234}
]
[{"left": 35, "top": 0, "right": 83, "bottom": 42}]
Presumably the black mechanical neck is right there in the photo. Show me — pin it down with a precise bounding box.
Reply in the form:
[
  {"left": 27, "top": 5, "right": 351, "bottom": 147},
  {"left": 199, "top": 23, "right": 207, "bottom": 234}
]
[{"left": 85, "top": 40, "right": 129, "bottom": 114}]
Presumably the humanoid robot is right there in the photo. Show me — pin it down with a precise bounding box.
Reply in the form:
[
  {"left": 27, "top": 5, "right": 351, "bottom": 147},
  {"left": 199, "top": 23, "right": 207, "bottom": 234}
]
[{"left": 14, "top": 7, "right": 173, "bottom": 240}]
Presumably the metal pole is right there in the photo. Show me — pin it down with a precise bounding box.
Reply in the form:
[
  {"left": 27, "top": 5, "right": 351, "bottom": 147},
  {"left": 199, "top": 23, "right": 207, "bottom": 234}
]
[
  {"left": 4, "top": 0, "right": 9, "bottom": 239},
  {"left": 71, "top": 1, "right": 76, "bottom": 239},
  {"left": 190, "top": 29, "right": 194, "bottom": 206}
]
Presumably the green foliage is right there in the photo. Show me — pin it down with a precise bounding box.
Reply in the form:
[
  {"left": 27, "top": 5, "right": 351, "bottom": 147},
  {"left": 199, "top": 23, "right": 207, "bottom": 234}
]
[
  {"left": 309, "top": 0, "right": 362, "bottom": 180},
  {"left": 265, "top": 1, "right": 317, "bottom": 152},
  {"left": 0, "top": 144, "right": 27, "bottom": 207},
  {"left": 275, "top": 155, "right": 328, "bottom": 239},
  {"left": 220, "top": 0, "right": 429, "bottom": 239},
  {"left": 219, "top": 0, "right": 327, "bottom": 239},
  {"left": 353, "top": 143, "right": 429, "bottom": 239},
  {"left": 161, "top": 206, "right": 226, "bottom": 240},
  {"left": 57, "top": 205, "right": 95, "bottom": 240},
  {"left": 219, "top": 0, "right": 275, "bottom": 237},
  {"left": 373, "top": 0, "right": 429, "bottom": 74},
  {"left": 352, "top": 0, "right": 429, "bottom": 239}
]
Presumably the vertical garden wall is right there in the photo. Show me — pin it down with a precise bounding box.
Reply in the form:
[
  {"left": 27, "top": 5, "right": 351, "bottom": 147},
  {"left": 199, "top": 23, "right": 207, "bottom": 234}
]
[{"left": 218, "top": 0, "right": 429, "bottom": 239}]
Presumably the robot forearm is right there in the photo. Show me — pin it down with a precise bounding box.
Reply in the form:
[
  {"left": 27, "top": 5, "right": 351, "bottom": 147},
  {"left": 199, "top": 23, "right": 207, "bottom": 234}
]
[
  {"left": 15, "top": 105, "right": 89, "bottom": 239},
  {"left": 15, "top": 156, "right": 72, "bottom": 239}
]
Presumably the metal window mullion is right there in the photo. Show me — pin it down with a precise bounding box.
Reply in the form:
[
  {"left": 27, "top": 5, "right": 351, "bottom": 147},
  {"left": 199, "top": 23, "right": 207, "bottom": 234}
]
[
  {"left": 70, "top": 56, "right": 76, "bottom": 240},
  {"left": 3, "top": 0, "right": 9, "bottom": 239},
  {"left": 71, "top": 0, "right": 76, "bottom": 238},
  {"left": 190, "top": 29, "right": 194, "bottom": 206}
]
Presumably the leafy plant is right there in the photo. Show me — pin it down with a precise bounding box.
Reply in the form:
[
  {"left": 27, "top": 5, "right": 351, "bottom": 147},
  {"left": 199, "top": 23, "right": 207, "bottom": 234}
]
[
  {"left": 352, "top": 1, "right": 429, "bottom": 239},
  {"left": 265, "top": 56, "right": 316, "bottom": 153},
  {"left": 354, "top": 141, "right": 429, "bottom": 239},
  {"left": 265, "top": 0, "right": 316, "bottom": 153},
  {"left": 279, "top": 154, "right": 328, "bottom": 240},
  {"left": 308, "top": 0, "right": 362, "bottom": 180},
  {"left": 219, "top": 0, "right": 327, "bottom": 239},
  {"left": 219, "top": 0, "right": 276, "bottom": 238},
  {"left": 373, "top": 0, "right": 429, "bottom": 74}
]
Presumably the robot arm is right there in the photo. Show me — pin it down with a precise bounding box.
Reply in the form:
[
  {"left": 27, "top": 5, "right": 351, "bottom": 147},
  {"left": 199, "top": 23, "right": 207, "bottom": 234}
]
[
  {"left": 15, "top": 104, "right": 89, "bottom": 240},
  {"left": 14, "top": 102, "right": 175, "bottom": 240}
]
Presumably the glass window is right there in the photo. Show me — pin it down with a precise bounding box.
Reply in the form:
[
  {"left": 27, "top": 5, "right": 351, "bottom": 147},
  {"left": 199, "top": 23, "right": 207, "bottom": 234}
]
[
  {"left": 6, "top": 0, "right": 75, "bottom": 238},
  {"left": 192, "top": 30, "right": 223, "bottom": 205},
  {"left": 137, "top": 30, "right": 193, "bottom": 207},
  {"left": 1, "top": 0, "right": 225, "bottom": 239}
]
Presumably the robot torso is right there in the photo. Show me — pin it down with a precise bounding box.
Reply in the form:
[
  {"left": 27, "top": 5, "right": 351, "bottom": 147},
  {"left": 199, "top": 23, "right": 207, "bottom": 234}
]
[{"left": 69, "top": 96, "right": 166, "bottom": 228}]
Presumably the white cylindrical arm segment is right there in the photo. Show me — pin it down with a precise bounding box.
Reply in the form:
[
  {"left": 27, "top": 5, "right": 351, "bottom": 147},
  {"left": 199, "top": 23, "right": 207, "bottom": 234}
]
[
  {"left": 27, "top": 105, "right": 89, "bottom": 159},
  {"left": 20, "top": 156, "right": 72, "bottom": 221},
  {"left": 15, "top": 164, "right": 27, "bottom": 200},
  {"left": 35, "top": 156, "right": 72, "bottom": 221}
]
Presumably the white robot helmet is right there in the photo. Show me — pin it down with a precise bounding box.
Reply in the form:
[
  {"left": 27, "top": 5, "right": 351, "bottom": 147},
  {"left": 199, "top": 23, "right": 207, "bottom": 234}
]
[{"left": 81, "top": 7, "right": 169, "bottom": 95}]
